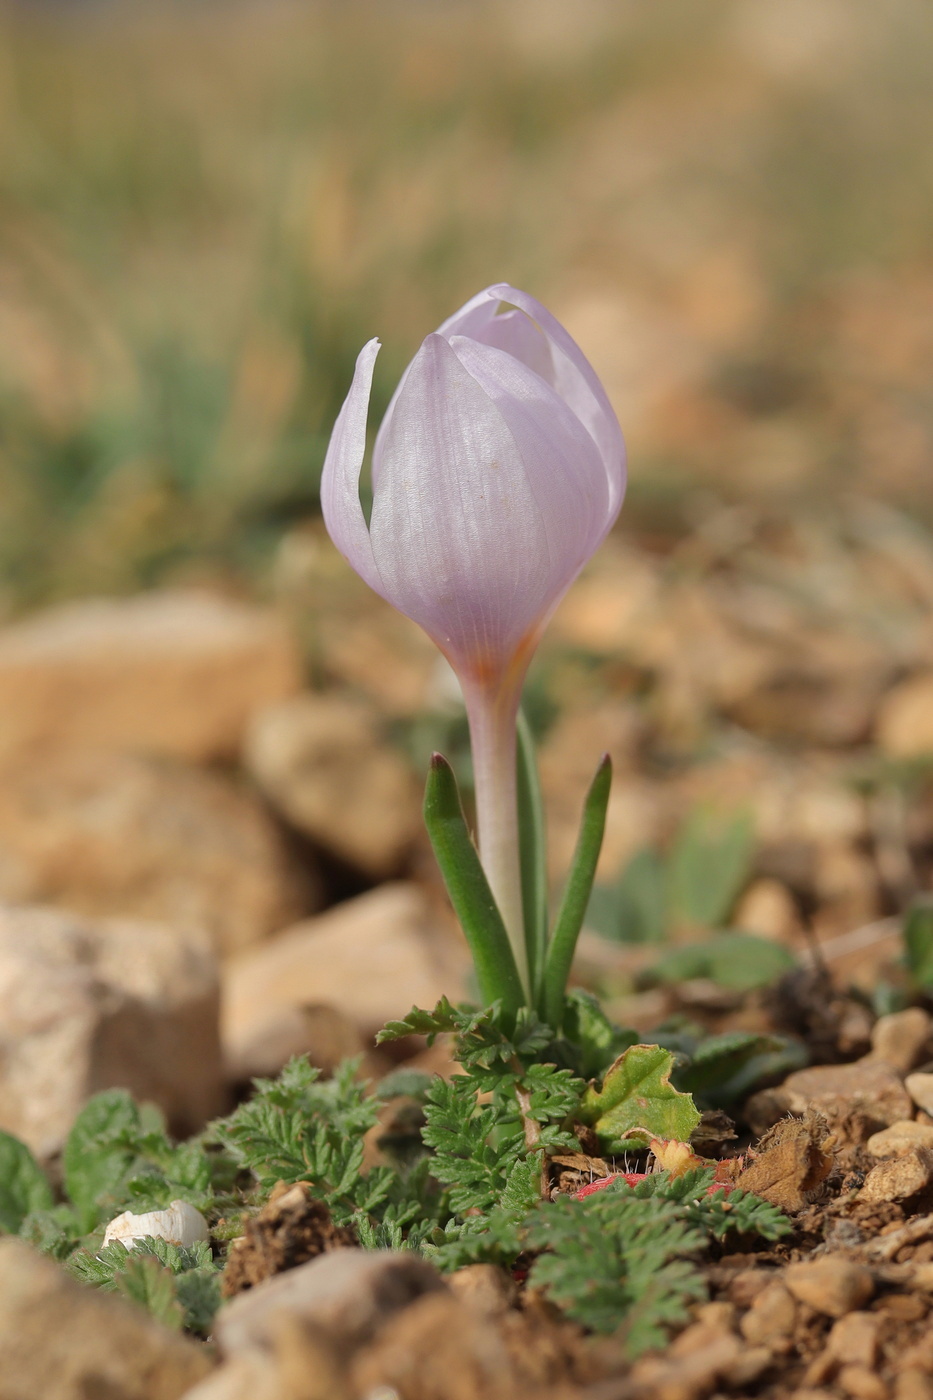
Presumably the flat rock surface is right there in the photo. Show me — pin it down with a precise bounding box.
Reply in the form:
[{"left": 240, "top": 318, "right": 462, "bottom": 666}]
[
  {"left": 0, "top": 590, "right": 302, "bottom": 763},
  {"left": 0, "top": 748, "right": 317, "bottom": 957},
  {"left": 222, "top": 883, "right": 468, "bottom": 1054},
  {"left": 215, "top": 1247, "right": 446, "bottom": 1355},
  {"left": 245, "top": 694, "right": 420, "bottom": 878},
  {"left": 860, "top": 1149, "right": 933, "bottom": 1203},
  {"left": 0, "top": 903, "right": 224, "bottom": 1156},
  {"left": 750, "top": 1059, "right": 914, "bottom": 1139},
  {"left": 0, "top": 1238, "right": 210, "bottom": 1400}
]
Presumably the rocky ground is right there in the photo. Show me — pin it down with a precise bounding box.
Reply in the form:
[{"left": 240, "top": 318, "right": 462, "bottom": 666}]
[{"left": 0, "top": 496, "right": 931, "bottom": 1397}]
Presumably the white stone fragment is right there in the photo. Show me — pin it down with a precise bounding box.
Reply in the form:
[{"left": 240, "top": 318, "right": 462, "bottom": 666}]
[{"left": 103, "top": 1200, "right": 209, "bottom": 1251}]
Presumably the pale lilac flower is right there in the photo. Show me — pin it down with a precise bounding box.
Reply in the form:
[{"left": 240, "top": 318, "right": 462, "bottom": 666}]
[{"left": 322, "top": 284, "right": 625, "bottom": 989}]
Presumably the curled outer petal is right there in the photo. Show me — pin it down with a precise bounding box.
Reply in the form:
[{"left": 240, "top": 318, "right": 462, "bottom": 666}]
[{"left": 320, "top": 338, "right": 383, "bottom": 595}]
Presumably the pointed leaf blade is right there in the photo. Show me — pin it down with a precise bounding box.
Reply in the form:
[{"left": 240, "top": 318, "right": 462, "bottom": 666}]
[
  {"left": 423, "top": 754, "right": 525, "bottom": 1018},
  {"left": 541, "top": 755, "right": 612, "bottom": 1028}
]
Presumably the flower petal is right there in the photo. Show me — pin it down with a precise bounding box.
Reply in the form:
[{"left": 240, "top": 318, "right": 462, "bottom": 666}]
[
  {"left": 440, "top": 283, "right": 626, "bottom": 517},
  {"left": 449, "top": 333, "right": 610, "bottom": 574},
  {"left": 320, "top": 338, "right": 383, "bottom": 595},
  {"left": 369, "top": 333, "right": 562, "bottom": 677}
]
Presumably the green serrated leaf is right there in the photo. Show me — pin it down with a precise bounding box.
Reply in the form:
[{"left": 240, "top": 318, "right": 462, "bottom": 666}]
[
  {"left": 376, "top": 996, "right": 465, "bottom": 1045},
  {"left": 63, "top": 1091, "right": 141, "bottom": 1230},
  {"left": 115, "top": 1255, "right": 185, "bottom": 1331},
  {"left": 500, "top": 1156, "right": 543, "bottom": 1212},
  {"left": 374, "top": 1069, "right": 435, "bottom": 1102},
  {"left": 541, "top": 754, "right": 612, "bottom": 1029},
  {"left": 175, "top": 1268, "right": 222, "bottom": 1336},
  {"left": 667, "top": 807, "right": 755, "bottom": 931},
  {"left": 423, "top": 755, "right": 526, "bottom": 1016},
  {"left": 0, "top": 1131, "right": 53, "bottom": 1234},
  {"left": 517, "top": 708, "right": 549, "bottom": 998},
  {"left": 578, "top": 1044, "right": 701, "bottom": 1148}
]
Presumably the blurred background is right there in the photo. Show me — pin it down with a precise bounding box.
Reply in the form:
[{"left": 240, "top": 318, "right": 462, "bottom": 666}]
[
  {"left": 3, "top": 0, "right": 933, "bottom": 603},
  {"left": 2, "top": 0, "right": 933, "bottom": 1146}
]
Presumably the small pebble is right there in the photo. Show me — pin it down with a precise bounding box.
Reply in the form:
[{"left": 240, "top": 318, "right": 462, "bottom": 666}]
[
  {"left": 860, "top": 1149, "right": 933, "bottom": 1203},
  {"left": 896, "top": 1373, "right": 933, "bottom": 1400},
  {"left": 868, "top": 1122, "right": 933, "bottom": 1158},
  {"left": 826, "top": 1312, "right": 881, "bottom": 1369},
  {"left": 729, "top": 1268, "right": 770, "bottom": 1309},
  {"left": 875, "top": 1293, "right": 928, "bottom": 1321},
  {"left": 784, "top": 1257, "right": 874, "bottom": 1318},
  {"left": 838, "top": 1364, "right": 888, "bottom": 1400},
  {"left": 871, "top": 1009, "right": 933, "bottom": 1074},
  {"left": 726, "top": 1345, "right": 772, "bottom": 1387},
  {"left": 739, "top": 1281, "right": 797, "bottom": 1345},
  {"left": 906, "top": 1074, "right": 933, "bottom": 1116}
]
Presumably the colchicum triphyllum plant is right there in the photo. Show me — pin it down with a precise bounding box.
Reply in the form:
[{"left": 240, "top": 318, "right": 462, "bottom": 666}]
[
  {"left": 322, "top": 283, "right": 625, "bottom": 1031},
  {"left": 0, "top": 285, "right": 793, "bottom": 1356}
]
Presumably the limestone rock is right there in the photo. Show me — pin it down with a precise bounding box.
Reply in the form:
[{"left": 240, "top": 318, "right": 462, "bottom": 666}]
[
  {"left": 0, "top": 590, "right": 301, "bottom": 763},
  {"left": 867, "top": 1121, "right": 933, "bottom": 1158},
  {"left": 739, "top": 1280, "right": 797, "bottom": 1344},
  {"left": 180, "top": 1327, "right": 351, "bottom": 1400},
  {"left": 860, "top": 1149, "right": 933, "bottom": 1203},
  {"left": 870, "top": 1008, "right": 932, "bottom": 1074},
  {"left": 0, "top": 748, "right": 316, "bottom": 957},
  {"left": 222, "top": 883, "right": 468, "bottom": 1058},
  {"left": 784, "top": 1257, "right": 874, "bottom": 1317},
  {"left": 0, "top": 1238, "right": 210, "bottom": 1400},
  {"left": 906, "top": 1073, "right": 933, "bottom": 1116},
  {"left": 224, "top": 1002, "right": 372, "bottom": 1083},
  {"left": 215, "top": 1248, "right": 446, "bottom": 1355},
  {"left": 749, "top": 1059, "right": 913, "bottom": 1139},
  {"left": 0, "top": 903, "right": 224, "bottom": 1157},
  {"left": 876, "top": 673, "right": 933, "bottom": 759},
  {"left": 446, "top": 1265, "right": 516, "bottom": 1318},
  {"left": 245, "top": 694, "right": 419, "bottom": 878},
  {"left": 351, "top": 1290, "right": 541, "bottom": 1400}
]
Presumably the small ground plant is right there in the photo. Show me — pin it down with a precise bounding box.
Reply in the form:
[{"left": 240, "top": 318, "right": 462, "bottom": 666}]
[{"left": 0, "top": 991, "right": 790, "bottom": 1355}]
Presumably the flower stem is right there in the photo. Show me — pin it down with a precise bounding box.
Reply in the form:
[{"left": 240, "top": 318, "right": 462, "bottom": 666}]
[{"left": 462, "top": 677, "right": 530, "bottom": 1000}]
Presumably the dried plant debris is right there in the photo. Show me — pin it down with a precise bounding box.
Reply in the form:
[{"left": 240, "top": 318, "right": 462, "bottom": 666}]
[
  {"left": 221, "top": 1181, "right": 357, "bottom": 1297},
  {"left": 721, "top": 1111, "right": 836, "bottom": 1213}
]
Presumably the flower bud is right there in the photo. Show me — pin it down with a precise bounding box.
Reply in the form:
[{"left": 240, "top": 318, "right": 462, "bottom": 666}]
[{"left": 321, "top": 283, "right": 625, "bottom": 689}]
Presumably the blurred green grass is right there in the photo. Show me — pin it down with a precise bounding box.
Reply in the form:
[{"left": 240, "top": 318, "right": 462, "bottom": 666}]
[{"left": 1, "top": 0, "right": 932, "bottom": 608}]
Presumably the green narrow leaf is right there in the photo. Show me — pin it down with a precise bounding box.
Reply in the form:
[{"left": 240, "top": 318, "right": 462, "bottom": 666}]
[
  {"left": 423, "top": 754, "right": 525, "bottom": 1019},
  {"left": 541, "top": 755, "right": 612, "bottom": 1030},
  {"left": 517, "top": 708, "right": 548, "bottom": 998},
  {"left": 904, "top": 899, "right": 933, "bottom": 989},
  {"left": 0, "top": 1132, "right": 54, "bottom": 1234},
  {"left": 644, "top": 931, "right": 795, "bottom": 993},
  {"left": 667, "top": 806, "right": 755, "bottom": 931},
  {"left": 586, "top": 848, "right": 667, "bottom": 944}
]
